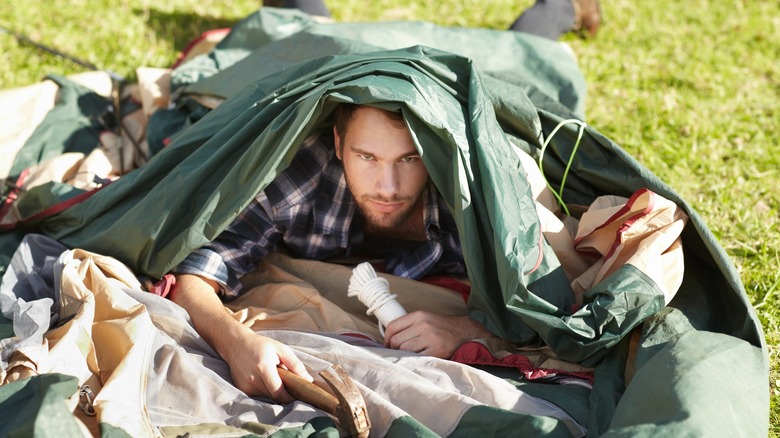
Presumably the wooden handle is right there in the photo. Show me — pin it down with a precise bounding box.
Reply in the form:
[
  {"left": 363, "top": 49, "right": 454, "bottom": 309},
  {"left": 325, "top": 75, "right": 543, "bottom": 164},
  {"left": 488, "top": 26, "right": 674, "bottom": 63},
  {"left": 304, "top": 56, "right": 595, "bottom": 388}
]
[{"left": 277, "top": 367, "right": 339, "bottom": 414}]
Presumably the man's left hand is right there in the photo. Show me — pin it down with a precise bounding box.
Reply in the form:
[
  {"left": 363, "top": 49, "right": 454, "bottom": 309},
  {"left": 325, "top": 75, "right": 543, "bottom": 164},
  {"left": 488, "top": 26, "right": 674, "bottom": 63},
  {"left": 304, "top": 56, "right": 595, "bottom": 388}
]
[{"left": 383, "top": 311, "right": 492, "bottom": 358}]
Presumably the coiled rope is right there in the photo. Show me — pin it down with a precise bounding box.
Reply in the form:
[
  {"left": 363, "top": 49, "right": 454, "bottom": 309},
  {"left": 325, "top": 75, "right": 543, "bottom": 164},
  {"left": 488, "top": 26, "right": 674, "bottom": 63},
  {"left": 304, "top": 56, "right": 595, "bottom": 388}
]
[{"left": 347, "top": 262, "right": 407, "bottom": 336}]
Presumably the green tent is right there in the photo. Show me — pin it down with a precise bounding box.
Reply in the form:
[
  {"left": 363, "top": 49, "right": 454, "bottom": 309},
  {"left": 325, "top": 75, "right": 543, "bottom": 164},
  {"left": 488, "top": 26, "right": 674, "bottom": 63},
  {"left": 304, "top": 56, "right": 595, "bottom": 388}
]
[{"left": 0, "top": 8, "right": 768, "bottom": 437}]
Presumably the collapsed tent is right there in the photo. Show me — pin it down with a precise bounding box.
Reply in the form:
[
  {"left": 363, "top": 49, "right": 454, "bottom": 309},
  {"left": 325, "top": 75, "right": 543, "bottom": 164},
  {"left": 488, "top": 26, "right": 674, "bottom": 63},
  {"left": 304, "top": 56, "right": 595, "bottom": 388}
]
[{"left": 0, "top": 7, "right": 769, "bottom": 437}]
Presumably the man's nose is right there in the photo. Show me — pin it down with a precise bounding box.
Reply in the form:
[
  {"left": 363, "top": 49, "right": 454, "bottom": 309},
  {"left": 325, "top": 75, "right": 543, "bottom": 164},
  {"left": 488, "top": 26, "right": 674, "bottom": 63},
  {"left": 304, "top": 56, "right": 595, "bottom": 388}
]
[{"left": 375, "top": 164, "right": 400, "bottom": 197}]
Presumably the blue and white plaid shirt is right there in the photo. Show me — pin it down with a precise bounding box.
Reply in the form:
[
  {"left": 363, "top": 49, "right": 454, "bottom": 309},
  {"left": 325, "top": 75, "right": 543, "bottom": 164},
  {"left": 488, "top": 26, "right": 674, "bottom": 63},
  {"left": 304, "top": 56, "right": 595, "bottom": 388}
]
[{"left": 175, "top": 131, "right": 465, "bottom": 298}]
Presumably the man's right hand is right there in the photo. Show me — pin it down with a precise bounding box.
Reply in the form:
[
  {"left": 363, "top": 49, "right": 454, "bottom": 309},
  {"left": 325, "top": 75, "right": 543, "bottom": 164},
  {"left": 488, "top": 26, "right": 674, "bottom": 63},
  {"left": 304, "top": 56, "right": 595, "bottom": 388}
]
[
  {"left": 224, "top": 329, "right": 312, "bottom": 402},
  {"left": 170, "top": 274, "right": 313, "bottom": 403}
]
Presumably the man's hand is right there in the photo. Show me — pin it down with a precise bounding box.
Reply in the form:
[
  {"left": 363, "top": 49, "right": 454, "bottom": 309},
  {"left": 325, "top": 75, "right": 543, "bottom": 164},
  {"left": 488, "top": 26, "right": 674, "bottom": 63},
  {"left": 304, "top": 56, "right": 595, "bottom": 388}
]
[
  {"left": 383, "top": 311, "right": 492, "bottom": 359},
  {"left": 223, "top": 329, "right": 312, "bottom": 403},
  {"left": 171, "top": 274, "right": 313, "bottom": 403}
]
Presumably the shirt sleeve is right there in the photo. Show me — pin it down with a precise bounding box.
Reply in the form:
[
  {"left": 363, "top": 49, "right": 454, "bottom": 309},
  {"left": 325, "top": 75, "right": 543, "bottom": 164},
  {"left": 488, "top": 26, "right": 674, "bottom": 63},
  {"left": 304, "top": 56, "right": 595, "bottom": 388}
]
[{"left": 173, "top": 192, "right": 282, "bottom": 298}]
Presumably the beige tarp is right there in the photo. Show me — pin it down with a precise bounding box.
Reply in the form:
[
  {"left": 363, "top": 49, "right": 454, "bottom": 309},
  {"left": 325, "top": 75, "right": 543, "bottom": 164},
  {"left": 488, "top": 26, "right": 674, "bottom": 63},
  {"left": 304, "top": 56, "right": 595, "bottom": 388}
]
[{"left": 1, "top": 236, "right": 587, "bottom": 436}]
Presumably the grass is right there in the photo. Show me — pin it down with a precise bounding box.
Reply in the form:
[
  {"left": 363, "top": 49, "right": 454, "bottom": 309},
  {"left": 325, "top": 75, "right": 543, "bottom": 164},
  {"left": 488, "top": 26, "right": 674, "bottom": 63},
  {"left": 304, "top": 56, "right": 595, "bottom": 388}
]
[{"left": 2, "top": 0, "right": 778, "bottom": 433}]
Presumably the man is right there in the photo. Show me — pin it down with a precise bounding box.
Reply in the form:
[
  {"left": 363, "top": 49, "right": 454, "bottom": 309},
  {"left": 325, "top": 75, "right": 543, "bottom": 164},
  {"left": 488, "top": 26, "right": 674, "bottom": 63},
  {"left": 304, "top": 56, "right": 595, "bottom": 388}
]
[{"left": 171, "top": 104, "right": 492, "bottom": 402}]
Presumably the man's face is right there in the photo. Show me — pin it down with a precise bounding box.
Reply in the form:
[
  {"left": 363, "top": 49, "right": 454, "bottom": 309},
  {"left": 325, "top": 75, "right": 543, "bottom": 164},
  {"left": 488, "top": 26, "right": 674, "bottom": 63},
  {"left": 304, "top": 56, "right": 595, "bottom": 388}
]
[{"left": 334, "top": 107, "right": 429, "bottom": 233}]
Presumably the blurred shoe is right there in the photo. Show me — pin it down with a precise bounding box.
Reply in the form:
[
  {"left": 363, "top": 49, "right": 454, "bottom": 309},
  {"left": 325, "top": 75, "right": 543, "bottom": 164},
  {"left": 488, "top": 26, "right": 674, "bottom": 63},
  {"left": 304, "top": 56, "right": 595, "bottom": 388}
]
[{"left": 572, "top": 0, "right": 602, "bottom": 38}]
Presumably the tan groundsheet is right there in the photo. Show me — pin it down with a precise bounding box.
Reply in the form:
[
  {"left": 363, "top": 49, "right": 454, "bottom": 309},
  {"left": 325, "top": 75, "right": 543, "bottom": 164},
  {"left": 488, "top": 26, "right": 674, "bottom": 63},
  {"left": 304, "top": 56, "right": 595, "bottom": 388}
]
[{"left": 0, "top": 237, "right": 585, "bottom": 436}]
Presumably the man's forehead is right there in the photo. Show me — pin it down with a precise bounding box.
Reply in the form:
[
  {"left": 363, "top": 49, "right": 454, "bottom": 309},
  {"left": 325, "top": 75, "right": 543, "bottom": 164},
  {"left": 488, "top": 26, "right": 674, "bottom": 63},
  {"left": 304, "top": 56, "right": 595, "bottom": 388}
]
[{"left": 343, "top": 124, "right": 419, "bottom": 148}]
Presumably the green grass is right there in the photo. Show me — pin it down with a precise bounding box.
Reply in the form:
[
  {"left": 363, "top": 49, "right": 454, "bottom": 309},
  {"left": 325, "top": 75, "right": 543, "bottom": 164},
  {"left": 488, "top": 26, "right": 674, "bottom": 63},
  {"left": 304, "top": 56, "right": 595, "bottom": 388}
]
[{"left": 2, "top": 0, "right": 778, "bottom": 433}]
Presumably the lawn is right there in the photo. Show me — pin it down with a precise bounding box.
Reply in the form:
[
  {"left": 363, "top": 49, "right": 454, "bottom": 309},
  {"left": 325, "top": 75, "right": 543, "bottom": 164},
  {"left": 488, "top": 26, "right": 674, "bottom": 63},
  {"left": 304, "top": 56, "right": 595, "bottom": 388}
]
[{"left": 2, "top": 0, "right": 778, "bottom": 434}]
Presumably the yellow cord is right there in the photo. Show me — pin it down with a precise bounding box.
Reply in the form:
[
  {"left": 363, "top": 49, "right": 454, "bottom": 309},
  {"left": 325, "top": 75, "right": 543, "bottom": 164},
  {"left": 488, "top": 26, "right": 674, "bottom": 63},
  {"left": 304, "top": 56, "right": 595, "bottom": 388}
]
[{"left": 537, "top": 119, "right": 587, "bottom": 217}]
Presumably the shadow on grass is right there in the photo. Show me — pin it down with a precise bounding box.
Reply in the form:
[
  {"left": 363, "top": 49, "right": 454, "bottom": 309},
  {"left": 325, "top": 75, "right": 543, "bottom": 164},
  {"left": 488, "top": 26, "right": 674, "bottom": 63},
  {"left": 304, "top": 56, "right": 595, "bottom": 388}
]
[{"left": 138, "top": 6, "right": 260, "bottom": 52}]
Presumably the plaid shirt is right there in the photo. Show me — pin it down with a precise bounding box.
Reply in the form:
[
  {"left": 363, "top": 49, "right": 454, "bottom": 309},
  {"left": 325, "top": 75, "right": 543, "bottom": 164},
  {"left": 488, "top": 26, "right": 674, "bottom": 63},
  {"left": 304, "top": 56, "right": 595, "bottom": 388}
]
[{"left": 175, "top": 131, "right": 465, "bottom": 298}]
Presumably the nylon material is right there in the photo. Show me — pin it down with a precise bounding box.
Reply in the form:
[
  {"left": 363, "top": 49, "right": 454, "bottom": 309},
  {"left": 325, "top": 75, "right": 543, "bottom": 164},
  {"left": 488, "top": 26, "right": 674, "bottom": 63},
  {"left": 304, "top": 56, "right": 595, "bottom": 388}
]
[
  {"left": 633, "top": 307, "right": 695, "bottom": 364},
  {"left": 133, "top": 268, "right": 586, "bottom": 437},
  {"left": 49, "top": 92, "right": 270, "bottom": 271},
  {"left": 608, "top": 331, "right": 768, "bottom": 436},
  {"left": 0, "top": 374, "right": 87, "bottom": 436},
  {"left": 14, "top": 182, "right": 82, "bottom": 220},
  {"left": 505, "top": 276, "right": 565, "bottom": 314},
  {"left": 40, "top": 300, "right": 95, "bottom": 385},
  {"left": 305, "top": 20, "right": 584, "bottom": 115},
  {"left": 144, "top": 335, "right": 325, "bottom": 431},
  {"left": 0, "top": 80, "right": 59, "bottom": 180},
  {"left": 618, "top": 224, "right": 686, "bottom": 303},
  {"left": 186, "top": 43, "right": 352, "bottom": 100},
  {"left": 57, "top": 248, "right": 157, "bottom": 435},
  {"left": 467, "top": 75, "right": 556, "bottom": 291},
  {"left": 571, "top": 191, "right": 688, "bottom": 306},
  {"left": 406, "top": 90, "right": 472, "bottom": 212},
  {"left": 658, "top": 241, "right": 685, "bottom": 303},
  {"left": 176, "top": 12, "right": 584, "bottom": 113},
  {"left": 172, "top": 9, "right": 318, "bottom": 90},
  {"left": 0, "top": 234, "right": 65, "bottom": 371},
  {"left": 487, "top": 95, "right": 542, "bottom": 147},
  {"left": 510, "top": 267, "right": 664, "bottom": 364},
  {"left": 402, "top": 87, "right": 471, "bottom": 213},
  {"left": 9, "top": 76, "right": 108, "bottom": 179},
  {"left": 455, "top": 405, "right": 583, "bottom": 437},
  {"left": 270, "top": 330, "right": 584, "bottom": 437}
]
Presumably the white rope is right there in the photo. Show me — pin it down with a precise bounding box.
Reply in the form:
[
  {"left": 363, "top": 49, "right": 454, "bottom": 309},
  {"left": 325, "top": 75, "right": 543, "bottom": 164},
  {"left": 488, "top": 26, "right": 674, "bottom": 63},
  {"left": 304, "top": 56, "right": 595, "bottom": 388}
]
[{"left": 347, "top": 262, "right": 407, "bottom": 336}]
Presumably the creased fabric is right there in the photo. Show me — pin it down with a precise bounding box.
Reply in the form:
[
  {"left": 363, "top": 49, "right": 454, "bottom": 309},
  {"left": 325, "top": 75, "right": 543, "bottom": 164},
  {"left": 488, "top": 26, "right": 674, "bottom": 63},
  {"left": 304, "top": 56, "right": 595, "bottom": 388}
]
[{"left": 0, "top": 234, "right": 586, "bottom": 436}]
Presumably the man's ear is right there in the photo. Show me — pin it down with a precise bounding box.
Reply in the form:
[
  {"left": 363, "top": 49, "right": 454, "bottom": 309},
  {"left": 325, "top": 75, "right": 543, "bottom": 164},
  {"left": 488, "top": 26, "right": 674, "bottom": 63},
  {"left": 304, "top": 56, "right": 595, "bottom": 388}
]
[{"left": 333, "top": 125, "right": 343, "bottom": 160}]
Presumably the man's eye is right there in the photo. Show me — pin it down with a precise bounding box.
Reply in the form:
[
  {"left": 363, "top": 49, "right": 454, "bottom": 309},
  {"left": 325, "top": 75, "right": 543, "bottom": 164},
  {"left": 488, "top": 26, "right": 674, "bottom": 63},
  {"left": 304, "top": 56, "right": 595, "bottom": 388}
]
[
  {"left": 400, "top": 156, "right": 419, "bottom": 163},
  {"left": 358, "top": 154, "right": 373, "bottom": 161}
]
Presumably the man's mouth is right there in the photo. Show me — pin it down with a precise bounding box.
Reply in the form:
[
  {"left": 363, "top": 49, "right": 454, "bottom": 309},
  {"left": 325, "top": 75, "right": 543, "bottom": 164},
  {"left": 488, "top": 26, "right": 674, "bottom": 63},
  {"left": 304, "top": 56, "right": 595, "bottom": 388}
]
[{"left": 368, "top": 199, "right": 406, "bottom": 214}]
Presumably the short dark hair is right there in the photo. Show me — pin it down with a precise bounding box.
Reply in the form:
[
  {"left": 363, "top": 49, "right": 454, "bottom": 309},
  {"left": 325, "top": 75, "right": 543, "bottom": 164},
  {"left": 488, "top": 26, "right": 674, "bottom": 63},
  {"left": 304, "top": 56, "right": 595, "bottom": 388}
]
[{"left": 333, "top": 103, "right": 405, "bottom": 143}]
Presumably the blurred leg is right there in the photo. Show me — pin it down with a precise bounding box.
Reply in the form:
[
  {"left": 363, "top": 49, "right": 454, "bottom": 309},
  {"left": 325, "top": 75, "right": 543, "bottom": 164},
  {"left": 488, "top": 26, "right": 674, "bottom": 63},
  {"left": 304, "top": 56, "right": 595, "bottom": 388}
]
[
  {"left": 263, "top": 0, "right": 332, "bottom": 18},
  {"left": 508, "top": 0, "right": 576, "bottom": 40},
  {"left": 509, "top": 0, "right": 601, "bottom": 40}
]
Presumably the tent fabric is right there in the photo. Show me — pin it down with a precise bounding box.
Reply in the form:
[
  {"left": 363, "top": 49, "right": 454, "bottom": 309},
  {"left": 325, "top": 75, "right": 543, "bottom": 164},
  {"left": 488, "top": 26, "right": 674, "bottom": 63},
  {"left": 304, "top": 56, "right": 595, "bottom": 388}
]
[
  {"left": 6, "top": 75, "right": 111, "bottom": 180},
  {"left": 0, "top": 7, "right": 769, "bottom": 437},
  {"left": 1, "top": 234, "right": 586, "bottom": 437}
]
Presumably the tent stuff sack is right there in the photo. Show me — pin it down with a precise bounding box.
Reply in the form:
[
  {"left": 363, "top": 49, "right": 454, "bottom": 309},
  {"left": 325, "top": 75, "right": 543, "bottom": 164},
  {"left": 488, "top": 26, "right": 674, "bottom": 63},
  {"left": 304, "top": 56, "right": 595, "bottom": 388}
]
[{"left": 0, "top": 7, "right": 769, "bottom": 437}]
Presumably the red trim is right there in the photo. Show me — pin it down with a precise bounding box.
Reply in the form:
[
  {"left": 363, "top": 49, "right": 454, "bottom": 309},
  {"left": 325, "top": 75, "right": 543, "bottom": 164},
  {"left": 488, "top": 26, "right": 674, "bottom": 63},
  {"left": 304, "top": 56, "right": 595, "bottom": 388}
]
[
  {"left": 0, "top": 169, "right": 29, "bottom": 224},
  {"left": 421, "top": 275, "right": 471, "bottom": 302},
  {"left": 573, "top": 188, "right": 654, "bottom": 259},
  {"left": 604, "top": 189, "right": 654, "bottom": 260},
  {"left": 524, "top": 230, "right": 546, "bottom": 275},
  {"left": 0, "top": 182, "right": 110, "bottom": 230},
  {"left": 450, "top": 341, "right": 594, "bottom": 384},
  {"left": 171, "top": 28, "right": 231, "bottom": 69}
]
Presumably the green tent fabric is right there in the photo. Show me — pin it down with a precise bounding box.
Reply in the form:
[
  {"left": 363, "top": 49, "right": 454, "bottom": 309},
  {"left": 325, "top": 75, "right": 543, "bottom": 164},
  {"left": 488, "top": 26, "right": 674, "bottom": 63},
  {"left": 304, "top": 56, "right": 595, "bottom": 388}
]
[
  {"left": 0, "top": 8, "right": 768, "bottom": 437},
  {"left": 0, "top": 373, "right": 87, "bottom": 437},
  {"left": 7, "top": 74, "right": 110, "bottom": 179},
  {"left": 171, "top": 8, "right": 586, "bottom": 117}
]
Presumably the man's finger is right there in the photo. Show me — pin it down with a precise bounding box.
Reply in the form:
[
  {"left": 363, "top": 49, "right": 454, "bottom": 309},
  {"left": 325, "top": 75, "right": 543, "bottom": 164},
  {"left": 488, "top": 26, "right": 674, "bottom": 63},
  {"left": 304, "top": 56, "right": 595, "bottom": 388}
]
[
  {"left": 384, "top": 312, "right": 417, "bottom": 344},
  {"left": 278, "top": 347, "right": 313, "bottom": 382},
  {"left": 259, "top": 361, "right": 294, "bottom": 403},
  {"left": 398, "top": 336, "right": 428, "bottom": 354}
]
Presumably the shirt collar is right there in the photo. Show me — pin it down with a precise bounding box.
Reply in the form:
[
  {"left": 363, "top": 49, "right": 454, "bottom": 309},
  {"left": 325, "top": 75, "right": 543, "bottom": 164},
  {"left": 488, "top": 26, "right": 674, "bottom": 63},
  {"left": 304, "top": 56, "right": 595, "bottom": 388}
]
[{"left": 422, "top": 180, "right": 442, "bottom": 239}]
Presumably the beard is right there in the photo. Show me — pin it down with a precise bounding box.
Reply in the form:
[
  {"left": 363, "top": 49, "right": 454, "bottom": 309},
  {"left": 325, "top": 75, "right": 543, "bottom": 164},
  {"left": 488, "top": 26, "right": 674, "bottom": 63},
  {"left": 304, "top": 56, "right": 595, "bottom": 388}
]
[
  {"left": 344, "top": 175, "right": 426, "bottom": 235},
  {"left": 355, "top": 194, "right": 420, "bottom": 232}
]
